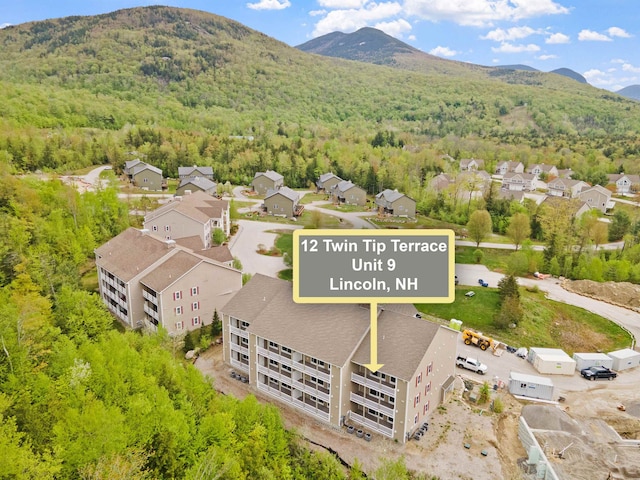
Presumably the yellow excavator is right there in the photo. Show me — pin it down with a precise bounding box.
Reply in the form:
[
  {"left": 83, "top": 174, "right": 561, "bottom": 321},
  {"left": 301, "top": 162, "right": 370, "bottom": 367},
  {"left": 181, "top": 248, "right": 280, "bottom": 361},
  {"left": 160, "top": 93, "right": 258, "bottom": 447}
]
[{"left": 461, "top": 329, "right": 504, "bottom": 356}]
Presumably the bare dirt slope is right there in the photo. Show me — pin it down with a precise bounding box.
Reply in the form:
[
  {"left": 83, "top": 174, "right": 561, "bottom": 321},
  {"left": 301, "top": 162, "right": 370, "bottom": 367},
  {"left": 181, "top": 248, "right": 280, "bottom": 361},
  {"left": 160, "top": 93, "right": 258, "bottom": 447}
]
[{"left": 564, "top": 279, "right": 640, "bottom": 312}]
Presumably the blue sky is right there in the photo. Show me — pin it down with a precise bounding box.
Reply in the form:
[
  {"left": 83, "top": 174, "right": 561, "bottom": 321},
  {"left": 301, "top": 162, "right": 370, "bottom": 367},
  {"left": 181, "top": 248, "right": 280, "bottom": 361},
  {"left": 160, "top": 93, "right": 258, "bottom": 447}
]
[{"left": 2, "top": 1, "right": 639, "bottom": 91}]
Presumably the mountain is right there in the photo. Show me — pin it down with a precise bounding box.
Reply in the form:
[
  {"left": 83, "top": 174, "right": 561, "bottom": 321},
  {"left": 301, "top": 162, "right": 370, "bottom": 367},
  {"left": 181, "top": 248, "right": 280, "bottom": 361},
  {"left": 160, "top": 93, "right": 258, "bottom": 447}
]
[
  {"left": 494, "top": 64, "right": 539, "bottom": 72},
  {"left": 616, "top": 85, "right": 640, "bottom": 101},
  {"left": 550, "top": 68, "right": 587, "bottom": 84},
  {"left": 0, "top": 7, "right": 639, "bottom": 142}
]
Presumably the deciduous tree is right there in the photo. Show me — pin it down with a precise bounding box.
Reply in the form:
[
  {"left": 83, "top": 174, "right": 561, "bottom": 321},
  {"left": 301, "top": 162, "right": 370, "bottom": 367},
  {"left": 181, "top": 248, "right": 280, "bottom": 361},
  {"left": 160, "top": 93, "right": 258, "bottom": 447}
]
[
  {"left": 467, "top": 209, "right": 492, "bottom": 247},
  {"left": 506, "top": 212, "right": 531, "bottom": 250}
]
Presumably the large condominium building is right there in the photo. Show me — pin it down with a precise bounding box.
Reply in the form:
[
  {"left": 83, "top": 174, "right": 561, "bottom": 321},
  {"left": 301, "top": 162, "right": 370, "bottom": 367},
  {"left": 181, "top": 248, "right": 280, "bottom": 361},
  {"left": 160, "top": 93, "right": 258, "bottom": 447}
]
[
  {"left": 222, "top": 274, "right": 458, "bottom": 443},
  {"left": 95, "top": 228, "right": 241, "bottom": 335}
]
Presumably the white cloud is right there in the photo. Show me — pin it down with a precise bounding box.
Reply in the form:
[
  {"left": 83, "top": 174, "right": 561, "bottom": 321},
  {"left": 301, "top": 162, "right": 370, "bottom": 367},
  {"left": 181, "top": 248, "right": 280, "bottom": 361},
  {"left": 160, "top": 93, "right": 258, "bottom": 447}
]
[
  {"left": 622, "top": 63, "right": 640, "bottom": 73},
  {"left": 318, "top": 0, "right": 368, "bottom": 7},
  {"left": 546, "top": 32, "right": 569, "bottom": 44},
  {"left": 491, "top": 42, "right": 540, "bottom": 53},
  {"left": 0, "top": 23, "right": 11, "bottom": 29},
  {"left": 583, "top": 68, "right": 638, "bottom": 89},
  {"left": 429, "top": 45, "right": 458, "bottom": 57},
  {"left": 537, "top": 54, "right": 557, "bottom": 60},
  {"left": 309, "top": 10, "right": 327, "bottom": 17},
  {"left": 246, "top": 0, "right": 291, "bottom": 11},
  {"left": 403, "top": 0, "right": 568, "bottom": 27},
  {"left": 312, "top": 2, "right": 402, "bottom": 37},
  {"left": 578, "top": 30, "right": 611, "bottom": 42},
  {"left": 611, "top": 58, "right": 626, "bottom": 64},
  {"left": 607, "top": 27, "right": 632, "bottom": 38},
  {"left": 374, "top": 18, "right": 412, "bottom": 38},
  {"left": 482, "top": 26, "right": 538, "bottom": 42},
  {"left": 408, "top": 34, "right": 417, "bottom": 41},
  {"left": 583, "top": 68, "right": 607, "bottom": 80}
]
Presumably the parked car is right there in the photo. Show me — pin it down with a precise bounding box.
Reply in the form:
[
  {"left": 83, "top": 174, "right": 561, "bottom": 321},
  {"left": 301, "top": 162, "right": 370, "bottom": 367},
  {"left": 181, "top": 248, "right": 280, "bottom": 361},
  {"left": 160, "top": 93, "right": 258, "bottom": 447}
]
[
  {"left": 580, "top": 366, "right": 617, "bottom": 381},
  {"left": 478, "top": 279, "right": 488, "bottom": 287}
]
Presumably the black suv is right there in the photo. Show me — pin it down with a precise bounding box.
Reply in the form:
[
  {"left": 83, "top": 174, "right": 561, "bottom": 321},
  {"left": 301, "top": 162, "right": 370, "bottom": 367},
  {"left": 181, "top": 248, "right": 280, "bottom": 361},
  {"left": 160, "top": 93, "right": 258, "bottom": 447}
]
[{"left": 580, "top": 366, "right": 617, "bottom": 381}]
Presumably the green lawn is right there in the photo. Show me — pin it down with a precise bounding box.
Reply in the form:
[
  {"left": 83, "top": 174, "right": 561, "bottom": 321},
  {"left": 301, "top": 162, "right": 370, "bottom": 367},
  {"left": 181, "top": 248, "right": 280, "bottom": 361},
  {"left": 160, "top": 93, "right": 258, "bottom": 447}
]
[
  {"left": 318, "top": 203, "right": 370, "bottom": 213},
  {"left": 299, "top": 193, "right": 329, "bottom": 205},
  {"left": 416, "top": 286, "right": 632, "bottom": 354},
  {"left": 455, "top": 246, "right": 516, "bottom": 271}
]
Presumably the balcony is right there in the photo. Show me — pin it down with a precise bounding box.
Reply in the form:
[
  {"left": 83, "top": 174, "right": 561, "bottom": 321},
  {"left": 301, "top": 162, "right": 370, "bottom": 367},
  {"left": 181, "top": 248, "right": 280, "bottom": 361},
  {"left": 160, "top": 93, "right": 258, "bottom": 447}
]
[
  {"left": 348, "top": 411, "right": 393, "bottom": 438},
  {"left": 349, "top": 392, "right": 394, "bottom": 418},
  {"left": 229, "top": 342, "right": 249, "bottom": 357},
  {"left": 229, "top": 324, "right": 249, "bottom": 339},
  {"left": 258, "top": 365, "right": 330, "bottom": 402},
  {"left": 143, "top": 304, "right": 159, "bottom": 320},
  {"left": 142, "top": 290, "right": 157, "bottom": 303},
  {"left": 230, "top": 357, "right": 249, "bottom": 373},
  {"left": 257, "top": 346, "right": 331, "bottom": 383},
  {"left": 351, "top": 372, "right": 395, "bottom": 398}
]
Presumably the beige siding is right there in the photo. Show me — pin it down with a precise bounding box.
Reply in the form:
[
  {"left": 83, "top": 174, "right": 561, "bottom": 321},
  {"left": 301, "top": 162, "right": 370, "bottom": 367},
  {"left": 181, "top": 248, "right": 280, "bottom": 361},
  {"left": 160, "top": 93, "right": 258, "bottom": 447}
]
[
  {"left": 160, "top": 262, "right": 242, "bottom": 335},
  {"left": 252, "top": 177, "right": 278, "bottom": 195},
  {"left": 144, "top": 210, "right": 209, "bottom": 248},
  {"left": 133, "top": 171, "right": 163, "bottom": 191},
  {"left": 391, "top": 197, "right": 416, "bottom": 217},
  {"left": 344, "top": 187, "right": 367, "bottom": 206},
  {"left": 403, "top": 326, "right": 458, "bottom": 439},
  {"left": 330, "top": 364, "right": 343, "bottom": 426},
  {"left": 322, "top": 177, "right": 341, "bottom": 192},
  {"left": 264, "top": 195, "right": 294, "bottom": 217}
]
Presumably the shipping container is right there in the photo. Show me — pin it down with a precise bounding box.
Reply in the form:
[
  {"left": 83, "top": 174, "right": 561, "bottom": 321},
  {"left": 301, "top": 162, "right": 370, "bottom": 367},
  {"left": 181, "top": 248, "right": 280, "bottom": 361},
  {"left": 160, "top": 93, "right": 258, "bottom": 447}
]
[
  {"left": 509, "top": 372, "right": 555, "bottom": 401},
  {"left": 608, "top": 348, "right": 640, "bottom": 371},
  {"left": 529, "top": 348, "right": 576, "bottom": 375},
  {"left": 573, "top": 352, "right": 613, "bottom": 371}
]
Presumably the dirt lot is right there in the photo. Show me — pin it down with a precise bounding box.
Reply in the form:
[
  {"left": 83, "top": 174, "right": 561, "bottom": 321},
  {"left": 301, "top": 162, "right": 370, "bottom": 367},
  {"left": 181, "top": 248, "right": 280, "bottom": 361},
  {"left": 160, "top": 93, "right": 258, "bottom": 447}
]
[
  {"left": 195, "top": 345, "right": 529, "bottom": 480},
  {"left": 195, "top": 344, "right": 640, "bottom": 479}
]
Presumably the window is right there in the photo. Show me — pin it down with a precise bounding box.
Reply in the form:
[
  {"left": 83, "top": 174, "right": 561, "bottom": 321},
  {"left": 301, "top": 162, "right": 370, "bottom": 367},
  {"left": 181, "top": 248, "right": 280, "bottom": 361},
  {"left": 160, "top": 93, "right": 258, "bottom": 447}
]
[
  {"left": 427, "top": 362, "right": 433, "bottom": 375},
  {"left": 282, "top": 364, "right": 292, "bottom": 372},
  {"left": 152, "top": 225, "right": 158, "bottom": 232},
  {"left": 175, "top": 321, "right": 184, "bottom": 331},
  {"left": 416, "top": 373, "right": 422, "bottom": 386},
  {"left": 273, "top": 203, "right": 279, "bottom": 209},
  {"left": 414, "top": 393, "right": 420, "bottom": 407},
  {"left": 423, "top": 401, "right": 430, "bottom": 415},
  {"left": 369, "top": 389, "right": 380, "bottom": 398},
  {"left": 165, "top": 225, "right": 171, "bottom": 232},
  {"left": 173, "top": 291, "right": 182, "bottom": 300},
  {"left": 425, "top": 381, "right": 432, "bottom": 394},
  {"left": 191, "top": 286, "right": 199, "bottom": 296},
  {"left": 414, "top": 414, "right": 419, "bottom": 425},
  {"left": 192, "top": 301, "right": 199, "bottom": 311},
  {"left": 269, "top": 341, "right": 279, "bottom": 349},
  {"left": 311, "top": 358, "right": 326, "bottom": 368},
  {"left": 175, "top": 306, "right": 183, "bottom": 315},
  {"left": 282, "top": 346, "right": 292, "bottom": 354},
  {"left": 269, "top": 359, "right": 278, "bottom": 367},
  {"left": 192, "top": 316, "right": 200, "bottom": 326},
  {"left": 143, "top": 177, "right": 148, "bottom": 183}
]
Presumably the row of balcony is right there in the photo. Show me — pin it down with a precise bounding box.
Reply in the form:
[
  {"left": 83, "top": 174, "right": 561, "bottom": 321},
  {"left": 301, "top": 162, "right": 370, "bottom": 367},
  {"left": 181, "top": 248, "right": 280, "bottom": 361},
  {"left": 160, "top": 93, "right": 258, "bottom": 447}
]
[
  {"left": 229, "top": 324, "right": 249, "bottom": 339},
  {"left": 142, "top": 289, "right": 158, "bottom": 304},
  {"left": 351, "top": 372, "right": 396, "bottom": 398},
  {"left": 143, "top": 304, "right": 159, "bottom": 321},
  {"left": 349, "top": 392, "right": 394, "bottom": 419},
  {"left": 257, "top": 365, "right": 330, "bottom": 403},
  {"left": 348, "top": 411, "right": 393, "bottom": 438},
  {"left": 230, "top": 357, "right": 249, "bottom": 373},
  {"left": 257, "top": 346, "right": 331, "bottom": 382},
  {"left": 258, "top": 383, "right": 331, "bottom": 422},
  {"left": 230, "top": 342, "right": 249, "bottom": 357},
  {"left": 101, "top": 275, "right": 126, "bottom": 294}
]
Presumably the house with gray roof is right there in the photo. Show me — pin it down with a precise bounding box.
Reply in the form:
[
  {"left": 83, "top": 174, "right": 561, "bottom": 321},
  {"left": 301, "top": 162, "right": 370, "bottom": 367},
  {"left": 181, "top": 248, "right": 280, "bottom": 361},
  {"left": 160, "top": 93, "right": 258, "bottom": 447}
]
[
  {"left": 459, "top": 158, "right": 484, "bottom": 171},
  {"left": 375, "top": 189, "right": 416, "bottom": 217},
  {"left": 495, "top": 161, "right": 524, "bottom": 175},
  {"left": 429, "top": 173, "right": 454, "bottom": 192},
  {"left": 131, "top": 162, "right": 164, "bottom": 191},
  {"left": 527, "top": 163, "right": 558, "bottom": 178},
  {"left": 178, "top": 165, "right": 214, "bottom": 181},
  {"left": 252, "top": 170, "right": 284, "bottom": 195},
  {"left": 263, "top": 186, "right": 302, "bottom": 218},
  {"left": 502, "top": 172, "right": 537, "bottom": 191},
  {"left": 124, "top": 158, "right": 143, "bottom": 177},
  {"left": 578, "top": 185, "right": 614, "bottom": 213},
  {"left": 175, "top": 176, "right": 218, "bottom": 197},
  {"left": 221, "top": 274, "right": 457, "bottom": 443},
  {"left": 607, "top": 173, "right": 640, "bottom": 195},
  {"left": 547, "top": 178, "right": 589, "bottom": 198},
  {"left": 331, "top": 180, "right": 367, "bottom": 206},
  {"left": 144, "top": 190, "right": 230, "bottom": 244},
  {"left": 539, "top": 196, "right": 590, "bottom": 219},
  {"left": 95, "top": 228, "right": 241, "bottom": 335},
  {"left": 316, "top": 172, "right": 343, "bottom": 193}
]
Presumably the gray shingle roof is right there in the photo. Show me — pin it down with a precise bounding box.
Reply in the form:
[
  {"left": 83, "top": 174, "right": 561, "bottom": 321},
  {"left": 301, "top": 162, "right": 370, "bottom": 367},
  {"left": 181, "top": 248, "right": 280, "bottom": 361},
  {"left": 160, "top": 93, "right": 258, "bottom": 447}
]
[
  {"left": 177, "top": 176, "right": 217, "bottom": 191},
  {"left": 376, "top": 189, "right": 404, "bottom": 202},
  {"left": 139, "top": 250, "right": 201, "bottom": 292},
  {"left": 254, "top": 170, "right": 284, "bottom": 182},
  {"left": 95, "top": 228, "right": 172, "bottom": 281},
  {"left": 351, "top": 308, "right": 440, "bottom": 382},
  {"left": 144, "top": 190, "right": 228, "bottom": 224},
  {"left": 265, "top": 186, "right": 299, "bottom": 202},
  {"left": 179, "top": 166, "right": 214, "bottom": 177},
  {"left": 132, "top": 162, "right": 162, "bottom": 175}
]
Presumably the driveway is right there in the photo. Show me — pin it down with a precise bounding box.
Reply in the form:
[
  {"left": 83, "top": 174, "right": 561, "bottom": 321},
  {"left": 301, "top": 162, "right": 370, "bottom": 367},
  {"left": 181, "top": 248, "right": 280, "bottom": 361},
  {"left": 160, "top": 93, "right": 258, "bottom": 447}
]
[{"left": 229, "top": 220, "right": 302, "bottom": 277}]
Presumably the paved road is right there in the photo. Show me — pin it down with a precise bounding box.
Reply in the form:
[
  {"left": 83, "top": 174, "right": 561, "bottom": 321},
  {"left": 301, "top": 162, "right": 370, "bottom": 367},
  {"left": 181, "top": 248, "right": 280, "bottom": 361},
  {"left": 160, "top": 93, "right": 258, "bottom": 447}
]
[{"left": 229, "top": 220, "right": 302, "bottom": 277}]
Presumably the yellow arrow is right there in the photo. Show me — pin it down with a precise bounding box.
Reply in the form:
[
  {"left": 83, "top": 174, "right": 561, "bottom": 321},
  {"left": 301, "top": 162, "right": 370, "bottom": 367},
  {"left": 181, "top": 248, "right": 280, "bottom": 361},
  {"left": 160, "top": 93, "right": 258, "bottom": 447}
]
[{"left": 364, "top": 301, "right": 384, "bottom": 373}]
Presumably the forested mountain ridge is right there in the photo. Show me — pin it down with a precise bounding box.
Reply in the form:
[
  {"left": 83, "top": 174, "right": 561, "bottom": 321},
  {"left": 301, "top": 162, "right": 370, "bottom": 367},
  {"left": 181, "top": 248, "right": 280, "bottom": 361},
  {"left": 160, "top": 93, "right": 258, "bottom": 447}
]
[{"left": 1, "top": 5, "right": 639, "bottom": 145}]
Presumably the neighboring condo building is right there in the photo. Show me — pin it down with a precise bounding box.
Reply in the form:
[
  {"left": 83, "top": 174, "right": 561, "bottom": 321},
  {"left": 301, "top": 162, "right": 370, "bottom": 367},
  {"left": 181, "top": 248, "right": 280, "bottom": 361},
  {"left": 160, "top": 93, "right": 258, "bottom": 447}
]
[
  {"left": 95, "top": 227, "right": 241, "bottom": 335},
  {"left": 221, "top": 274, "right": 458, "bottom": 443},
  {"left": 143, "top": 190, "right": 230, "bottom": 244}
]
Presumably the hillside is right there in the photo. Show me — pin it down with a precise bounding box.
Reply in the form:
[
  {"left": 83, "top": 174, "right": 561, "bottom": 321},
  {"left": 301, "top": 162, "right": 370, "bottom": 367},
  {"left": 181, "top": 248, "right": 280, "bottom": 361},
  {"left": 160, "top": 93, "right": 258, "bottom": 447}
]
[{"left": 0, "top": 7, "right": 639, "bottom": 147}]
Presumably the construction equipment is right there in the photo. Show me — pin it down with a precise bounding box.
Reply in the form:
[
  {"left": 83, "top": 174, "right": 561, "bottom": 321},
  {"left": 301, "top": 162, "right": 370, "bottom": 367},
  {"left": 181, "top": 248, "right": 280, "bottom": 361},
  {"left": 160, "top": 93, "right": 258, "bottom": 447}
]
[{"left": 462, "top": 329, "right": 504, "bottom": 356}]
